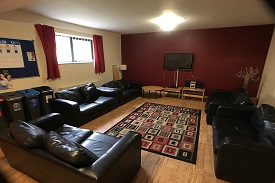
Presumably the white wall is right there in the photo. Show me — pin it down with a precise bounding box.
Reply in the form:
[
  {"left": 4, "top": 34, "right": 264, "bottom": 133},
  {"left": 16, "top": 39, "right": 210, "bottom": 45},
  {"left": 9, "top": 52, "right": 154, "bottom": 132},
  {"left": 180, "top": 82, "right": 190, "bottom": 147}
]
[
  {"left": 0, "top": 10, "right": 121, "bottom": 93},
  {"left": 258, "top": 28, "right": 275, "bottom": 106}
]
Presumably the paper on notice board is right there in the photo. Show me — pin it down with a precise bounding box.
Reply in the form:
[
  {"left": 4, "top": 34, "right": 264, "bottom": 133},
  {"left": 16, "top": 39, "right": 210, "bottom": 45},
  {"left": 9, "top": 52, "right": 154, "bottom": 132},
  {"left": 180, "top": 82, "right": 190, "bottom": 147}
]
[{"left": 0, "top": 38, "right": 24, "bottom": 68}]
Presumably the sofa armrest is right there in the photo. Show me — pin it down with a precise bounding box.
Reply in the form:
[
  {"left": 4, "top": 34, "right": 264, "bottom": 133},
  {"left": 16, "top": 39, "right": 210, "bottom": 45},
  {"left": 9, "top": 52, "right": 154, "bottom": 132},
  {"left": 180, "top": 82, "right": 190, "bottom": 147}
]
[
  {"left": 28, "top": 113, "right": 63, "bottom": 132},
  {"left": 96, "top": 87, "right": 120, "bottom": 98},
  {"left": 206, "top": 101, "right": 235, "bottom": 125},
  {"left": 82, "top": 132, "right": 141, "bottom": 183},
  {"left": 206, "top": 101, "right": 221, "bottom": 125},
  {"left": 206, "top": 101, "right": 256, "bottom": 125},
  {"left": 48, "top": 98, "right": 81, "bottom": 127},
  {"left": 215, "top": 137, "right": 275, "bottom": 182},
  {"left": 106, "top": 131, "right": 141, "bottom": 157},
  {"left": 129, "top": 81, "right": 142, "bottom": 88},
  {"left": 216, "top": 104, "right": 257, "bottom": 122},
  {"left": 129, "top": 81, "right": 142, "bottom": 96}
]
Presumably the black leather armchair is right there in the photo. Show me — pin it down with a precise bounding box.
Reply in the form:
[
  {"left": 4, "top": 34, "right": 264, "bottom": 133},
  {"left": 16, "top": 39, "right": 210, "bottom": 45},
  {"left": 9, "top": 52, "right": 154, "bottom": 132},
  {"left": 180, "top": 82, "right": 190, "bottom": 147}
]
[
  {"left": 205, "top": 88, "right": 254, "bottom": 125},
  {"left": 212, "top": 104, "right": 275, "bottom": 183},
  {"left": 49, "top": 83, "right": 120, "bottom": 127},
  {"left": 102, "top": 79, "right": 142, "bottom": 105},
  {"left": 0, "top": 113, "right": 142, "bottom": 183}
]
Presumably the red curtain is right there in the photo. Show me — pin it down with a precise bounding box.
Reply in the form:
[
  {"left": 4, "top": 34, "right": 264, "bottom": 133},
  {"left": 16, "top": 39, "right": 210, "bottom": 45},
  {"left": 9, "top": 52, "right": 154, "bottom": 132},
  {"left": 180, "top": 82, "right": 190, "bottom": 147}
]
[
  {"left": 34, "top": 24, "right": 61, "bottom": 79},
  {"left": 93, "top": 35, "right": 105, "bottom": 73}
]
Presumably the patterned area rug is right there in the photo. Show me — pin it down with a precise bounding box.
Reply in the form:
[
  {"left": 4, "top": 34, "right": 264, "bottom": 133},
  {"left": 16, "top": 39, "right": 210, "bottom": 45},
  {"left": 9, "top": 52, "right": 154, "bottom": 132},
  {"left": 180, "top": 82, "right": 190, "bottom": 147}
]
[{"left": 105, "top": 102, "right": 201, "bottom": 164}]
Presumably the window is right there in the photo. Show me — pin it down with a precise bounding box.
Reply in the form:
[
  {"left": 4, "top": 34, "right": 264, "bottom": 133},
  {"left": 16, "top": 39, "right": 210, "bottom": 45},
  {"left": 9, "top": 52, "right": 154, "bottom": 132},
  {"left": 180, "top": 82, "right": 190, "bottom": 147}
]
[{"left": 55, "top": 33, "right": 94, "bottom": 64}]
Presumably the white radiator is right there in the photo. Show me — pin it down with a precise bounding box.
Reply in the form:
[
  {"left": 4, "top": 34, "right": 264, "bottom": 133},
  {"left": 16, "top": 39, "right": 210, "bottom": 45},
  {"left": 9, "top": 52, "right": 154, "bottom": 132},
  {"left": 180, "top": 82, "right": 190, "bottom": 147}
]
[{"left": 58, "top": 80, "right": 100, "bottom": 91}]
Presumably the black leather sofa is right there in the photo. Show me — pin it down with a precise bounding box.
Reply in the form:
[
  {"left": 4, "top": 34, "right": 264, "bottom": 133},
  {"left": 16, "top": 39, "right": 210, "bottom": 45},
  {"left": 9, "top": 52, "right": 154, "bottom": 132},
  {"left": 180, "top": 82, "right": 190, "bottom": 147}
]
[
  {"left": 0, "top": 113, "right": 142, "bottom": 183},
  {"left": 212, "top": 104, "right": 275, "bottom": 183},
  {"left": 102, "top": 79, "right": 142, "bottom": 105},
  {"left": 49, "top": 83, "right": 120, "bottom": 127},
  {"left": 205, "top": 88, "right": 253, "bottom": 125}
]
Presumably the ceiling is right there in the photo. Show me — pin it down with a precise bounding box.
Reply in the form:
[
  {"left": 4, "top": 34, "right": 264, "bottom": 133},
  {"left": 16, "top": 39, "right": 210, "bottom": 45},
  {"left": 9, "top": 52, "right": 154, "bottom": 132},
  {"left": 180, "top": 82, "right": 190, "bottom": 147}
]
[{"left": 0, "top": 0, "right": 275, "bottom": 34}]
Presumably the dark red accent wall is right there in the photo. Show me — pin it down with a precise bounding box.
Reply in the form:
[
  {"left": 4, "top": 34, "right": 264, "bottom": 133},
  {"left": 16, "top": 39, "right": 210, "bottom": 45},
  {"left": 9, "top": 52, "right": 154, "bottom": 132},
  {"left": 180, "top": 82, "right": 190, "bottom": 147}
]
[{"left": 121, "top": 25, "right": 274, "bottom": 96}]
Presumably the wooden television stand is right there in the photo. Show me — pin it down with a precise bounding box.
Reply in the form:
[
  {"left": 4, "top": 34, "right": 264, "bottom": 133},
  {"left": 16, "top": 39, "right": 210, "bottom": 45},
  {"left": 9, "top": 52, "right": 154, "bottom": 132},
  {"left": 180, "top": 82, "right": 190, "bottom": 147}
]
[{"left": 182, "top": 87, "right": 205, "bottom": 101}]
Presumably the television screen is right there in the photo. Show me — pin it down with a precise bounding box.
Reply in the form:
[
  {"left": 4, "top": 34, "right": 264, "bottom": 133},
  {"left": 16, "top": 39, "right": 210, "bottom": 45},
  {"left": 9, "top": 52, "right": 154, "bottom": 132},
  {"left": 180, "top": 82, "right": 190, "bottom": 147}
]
[{"left": 164, "top": 53, "right": 194, "bottom": 70}]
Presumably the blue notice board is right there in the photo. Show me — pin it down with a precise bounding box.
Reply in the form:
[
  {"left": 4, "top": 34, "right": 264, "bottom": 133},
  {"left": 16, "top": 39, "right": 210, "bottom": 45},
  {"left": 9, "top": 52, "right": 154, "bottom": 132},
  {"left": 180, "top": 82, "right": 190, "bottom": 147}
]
[{"left": 0, "top": 38, "right": 39, "bottom": 78}]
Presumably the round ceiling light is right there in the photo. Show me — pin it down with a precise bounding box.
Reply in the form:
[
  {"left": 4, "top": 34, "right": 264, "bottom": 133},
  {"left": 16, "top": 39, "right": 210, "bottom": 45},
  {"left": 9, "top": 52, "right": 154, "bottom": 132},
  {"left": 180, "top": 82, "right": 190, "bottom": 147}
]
[{"left": 151, "top": 11, "right": 185, "bottom": 31}]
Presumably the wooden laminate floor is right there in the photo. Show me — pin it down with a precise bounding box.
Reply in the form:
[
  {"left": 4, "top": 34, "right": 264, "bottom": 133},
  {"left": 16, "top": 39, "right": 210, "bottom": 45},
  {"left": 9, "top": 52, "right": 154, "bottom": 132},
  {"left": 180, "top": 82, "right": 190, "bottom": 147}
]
[{"left": 0, "top": 96, "right": 228, "bottom": 183}]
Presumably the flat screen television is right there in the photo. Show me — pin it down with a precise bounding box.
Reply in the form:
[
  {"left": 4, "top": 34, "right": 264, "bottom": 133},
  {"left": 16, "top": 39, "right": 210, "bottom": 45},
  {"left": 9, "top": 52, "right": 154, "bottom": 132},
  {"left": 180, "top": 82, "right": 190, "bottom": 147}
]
[{"left": 164, "top": 53, "right": 194, "bottom": 70}]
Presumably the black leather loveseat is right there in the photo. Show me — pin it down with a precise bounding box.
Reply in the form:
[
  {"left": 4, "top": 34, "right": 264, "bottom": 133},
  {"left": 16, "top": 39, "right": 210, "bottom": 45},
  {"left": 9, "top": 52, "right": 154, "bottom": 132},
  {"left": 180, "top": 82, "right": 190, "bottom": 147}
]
[
  {"left": 205, "top": 87, "right": 253, "bottom": 125},
  {"left": 212, "top": 104, "right": 275, "bottom": 183},
  {"left": 0, "top": 113, "right": 142, "bottom": 183},
  {"left": 102, "top": 79, "right": 142, "bottom": 105},
  {"left": 49, "top": 83, "right": 119, "bottom": 127}
]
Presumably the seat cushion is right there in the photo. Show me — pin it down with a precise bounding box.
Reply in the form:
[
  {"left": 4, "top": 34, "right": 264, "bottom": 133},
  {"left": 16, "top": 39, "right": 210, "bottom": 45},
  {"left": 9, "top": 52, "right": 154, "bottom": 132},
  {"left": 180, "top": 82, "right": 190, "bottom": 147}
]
[
  {"left": 212, "top": 116, "right": 258, "bottom": 155},
  {"left": 81, "top": 132, "right": 119, "bottom": 157},
  {"left": 43, "top": 131, "right": 98, "bottom": 167},
  {"left": 55, "top": 87, "right": 85, "bottom": 104},
  {"left": 55, "top": 124, "right": 93, "bottom": 143},
  {"left": 78, "top": 83, "right": 99, "bottom": 102},
  {"left": 9, "top": 120, "right": 47, "bottom": 148},
  {"left": 79, "top": 102, "right": 103, "bottom": 116},
  {"left": 79, "top": 96, "right": 116, "bottom": 116},
  {"left": 94, "top": 96, "right": 117, "bottom": 107}
]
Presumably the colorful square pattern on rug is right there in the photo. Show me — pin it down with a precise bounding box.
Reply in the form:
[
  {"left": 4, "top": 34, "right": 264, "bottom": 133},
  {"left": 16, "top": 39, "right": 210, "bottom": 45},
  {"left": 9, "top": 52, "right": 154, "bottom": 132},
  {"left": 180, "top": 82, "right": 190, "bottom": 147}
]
[{"left": 105, "top": 102, "right": 201, "bottom": 164}]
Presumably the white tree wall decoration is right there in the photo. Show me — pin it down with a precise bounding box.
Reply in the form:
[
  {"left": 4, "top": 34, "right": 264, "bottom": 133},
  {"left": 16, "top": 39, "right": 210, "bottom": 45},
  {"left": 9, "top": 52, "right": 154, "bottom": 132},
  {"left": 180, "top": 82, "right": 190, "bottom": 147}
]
[{"left": 235, "top": 67, "right": 260, "bottom": 89}]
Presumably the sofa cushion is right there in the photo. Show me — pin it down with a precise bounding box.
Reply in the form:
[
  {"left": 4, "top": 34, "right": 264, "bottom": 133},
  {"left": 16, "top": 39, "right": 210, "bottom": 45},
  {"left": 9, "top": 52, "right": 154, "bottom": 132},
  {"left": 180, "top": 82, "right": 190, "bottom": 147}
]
[
  {"left": 79, "top": 102, "right": 103, "bottom": 116},
  {"left": 94, "top": 96, "right": 117, "bottom": 107},
  {"left": 55, "top": 87, "right": 85, "bottom": 104},
  {"left": 9, "top": 120, "right": 47, "bottom": 148},
  {"left": 251, "top": 104, "right": 275, "bottom": 145},
  {"left": 230, "top": 88, "right": 245, "bottom": 102},
  {"left": 79, "top": 83, "right": 99, "bottom": 102},
  {"left": 79, "top": 96, "right": 117, "bottom": 116},
  {"left": 116, "top": 79, "right": 130, "bottom": 90},
  {"left": 81, "top": 132, "right": 119, "bottom": 157},
  {"left": 230, "top": 88, "right": 253, "bottom": 105},
  {"left": 55, "top": 124, "right": 93, "bottom": 143},
  {"left": 102, "top": 80, "right": 121, "bottom": 88},
  {"left": 43, "top": 131, "right": 98, "bottom": 167},
  {"left": 234, "top": 93, "right": 253, "bottom": 105}
]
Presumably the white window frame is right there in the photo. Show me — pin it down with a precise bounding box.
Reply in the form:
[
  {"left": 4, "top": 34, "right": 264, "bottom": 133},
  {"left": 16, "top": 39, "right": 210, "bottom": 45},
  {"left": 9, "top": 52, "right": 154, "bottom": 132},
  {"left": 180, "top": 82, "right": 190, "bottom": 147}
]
[{"left": 55, "top": 33, "right": 94, "bottom": 64}]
